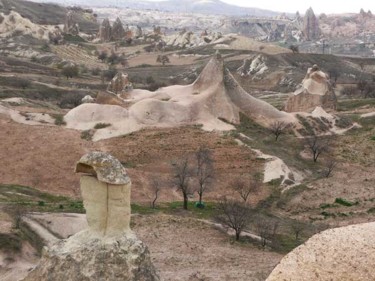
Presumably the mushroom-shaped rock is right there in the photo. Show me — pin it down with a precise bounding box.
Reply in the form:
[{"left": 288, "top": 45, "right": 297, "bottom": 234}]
[
  {"left": 23, "top": 152, "right": 160, "bottom": 281},
  {"left": 75, "top": 152, "right": 131, "bottom": 237}
]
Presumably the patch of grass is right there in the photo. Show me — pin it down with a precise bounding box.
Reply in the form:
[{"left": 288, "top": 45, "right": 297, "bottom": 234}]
[
  {"left": 0, "top": 184, "right": 85, "bottom": 213},
  {"left": 94, "top": 123, "right": 111, "bottom": 129},
  {"left": 131, "top": 201, "right": 218, "bottom": 220},
  {"left": 337, "top": 98, "right": 375, "bottom": 111},
  {"left": 81, "top": 130, "right": 93, "bottom": 141},
  {"left": 367, "top": 207, "right": 375, "bottom": 214},
  {"left": 335, "top": 198, "right": 358, "bottom": 207},
  {"left": 321, "top": 211, "right": 336, "bottom": 218},
  {"left": 276, "top": 184, "right": 308, "bottom": 209},
  {"left": 296, "top": 114, "right": 315, "bottom": 135},
  {"left": 320, "top": 203, "right": 337, "bottom": 209},
  {"left": 52, "top": 114, "right": 66, "bottom": 126},
  {"left": 335, "top": 115, "right": 353, "bottom": 129},
  {"left": 121, "top": 161, "right": 137, "bottom": 169}
]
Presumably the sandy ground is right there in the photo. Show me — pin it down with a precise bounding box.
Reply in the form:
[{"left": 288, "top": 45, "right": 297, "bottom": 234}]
[
  {"left": 16, "top": 213, "right": 283, "bottom": 281},
  {"left": 267, "top": 222, "right": 375, "bottom": 281}
]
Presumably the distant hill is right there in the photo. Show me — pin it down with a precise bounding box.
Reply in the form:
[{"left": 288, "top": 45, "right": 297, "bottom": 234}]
[
  {"left": 0, "top": 0, "right": 98, "bottom": 32},
  {"left": 24, "top": 0, "right": 282, "bottom": 17}
]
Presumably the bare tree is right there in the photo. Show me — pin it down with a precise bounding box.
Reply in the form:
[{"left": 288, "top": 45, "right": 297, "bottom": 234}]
[
  {"left": 255, "top": 217, "right": 279, "bottom": 249},
  {"left": 305, "top": 135, "right": 331, "bottom": 162},
  {"left": 269, "top": 121, "right": 290, "bottom": 141},
  {"left": 150, "top": 178, "right": 162, "bottom": 208},
  {"left": 232, "top": 176, "right": 260, "bottom": 203},
  {"left": 323, "top": 158, "right": 337, "bottom": 178},
  {"left": 156, "top": 55, "right": 170, "bottom": 66},
  {"left": 328, "top": 68, "right": 340, "bottom": 88},
  {"left": 172, "top": 156, "right": 193, "bottom": 210},
  {"left": 290, "top": 220, "right": 304, "bottom": 241},
  {"left": 216, "top": 197, "right": 252, "bottom": 241},
  {"left": 195, "top": 147, "right": 214, "bottom": 207}
]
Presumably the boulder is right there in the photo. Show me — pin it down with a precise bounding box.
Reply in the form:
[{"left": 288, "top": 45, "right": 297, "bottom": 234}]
[
  {"left": 107, "top": 72, "right": 133, "bottom": 94},
  {"left": 99, "top": 18, "right": 112, "bottom": 42},
  {"left": 266, "top": 222, "right": 375, "bottom": 281},
  {"left": 237, "top": 55, "right": 268, "bottom": 77},
  {"left": 81, "top": 95, "right": 95, "bottom": 104},
  {"left": 284, "top": 64, "right": 337, "bottom": 113},
  {"left": 303, "top": 7, "right": 320, "bottom": 40}
]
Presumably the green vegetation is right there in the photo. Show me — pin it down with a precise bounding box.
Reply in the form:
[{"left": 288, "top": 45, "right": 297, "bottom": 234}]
[
  {"left": 337, "top": 98, "right": 375, "bottom": 111},
  {"left": 52, "top": 114, "right": 66, "bottom": 126},
  {"left": 94, "top": 123, "right": 111, "bottom": 130},
  {"left": 0, "top": 184, "right": 84, "bottom": 213},
  {"left": 335, "top": 198, "right": 358, "bottom": 207},
  {"left": 81, "top": 130, "right": 93, "bottom": 141}
]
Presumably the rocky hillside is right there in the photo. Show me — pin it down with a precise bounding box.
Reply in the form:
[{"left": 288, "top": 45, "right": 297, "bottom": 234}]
[{"left": 0, "top": 0, "right": 98, "bottom": 33}]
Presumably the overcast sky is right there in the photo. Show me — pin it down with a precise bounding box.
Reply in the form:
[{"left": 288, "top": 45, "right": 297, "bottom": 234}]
[
  {"left": 148, "top": 0, "right": 375, "bottom": 14},
  {"left": 218, "top": 0, "right": 374, "bottom": 14}
]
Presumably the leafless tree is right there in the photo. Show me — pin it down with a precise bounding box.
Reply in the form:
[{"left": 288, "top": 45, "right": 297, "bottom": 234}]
[
  {"left": 195, "top": 147, "right": 214, "bottom": 207},
  {"left": 150, "top": 178, "right": 162, "bottom": 208},
  {"left": 269, "top": 121, "right": 290, "bottom": 141},
  {"left": 305, "top": 135, "right": 331, "bottom": 162},
  {"left": 323, "top": 158, "right": 337, "bottom": 178},
  {"left": 290, "top": 221, "right": 304, "bottom": 241},
  {"left": 328, "top": 68, "right": 340, "bottom": 88},
  {"left": 216, "top": 197, "right": 252, "bottom": 241},
  {"left": 171, "top": 156, "right": 193, "bottom": 210},
  {"left": 232, "top": 176, "right": 260, "bottom": 203},
  {"left": 255, "top": 217, "right": 279, "bottom": 249},
  {"left": 5, "top": 205, "right": 26, "bottom": 230},
  {"left": 156, "top": 54, "right": 170, "bottom": 66}
]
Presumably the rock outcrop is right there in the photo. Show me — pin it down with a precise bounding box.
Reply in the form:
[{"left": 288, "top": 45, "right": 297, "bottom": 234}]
[
  {"left": 23, "top": 152, "right": 160, "bottom": 281},
  {"left": 303, "top": 7, "right": 320, "bottom": 40},
  {"left": 63, "top": 11, "right": 79, "bottom": 36},
  {"left": 81, "top": 95, "right": 95, "bottom": 104},
  {"left": 237, "top": 55, "right": 268, "bottom": 77},
  {"left": 111, "top": 17, "right": 125, "bottom": 41},
  {"left": 107, "top": 72, "right": 133, "bottom": 94},
  {"left": 284, "top": 64, "right": 337, "bottom": 112},
  {"left": 267, "top": 222, "right": 375, "bottom": 281},
  {"left": 98, "top": 18, "right": 112, "bottom": 42},
  {"left": 65, "top": 53, "right": 294, "bottom": 141}
]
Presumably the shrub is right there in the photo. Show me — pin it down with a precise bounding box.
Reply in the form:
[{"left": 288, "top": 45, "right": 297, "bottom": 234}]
[
  {"left": 102, "top": 67, "right": 117, "bottom": 81},
  {"left": 52, "top": 114, "right": 66, "bottom": 126},
  {"left": 94, "top": 123, "right": 111, "bottom": 129},
  {"left": 61, "top": 64, "right": 79, "bottom": 79},
  {"left": 335, "top": 198, "right": 356, "bottom": 207},
  {"left": 81, "top": 130, "right": 93, "bottom": 141},
  {"left": 38, "top": 201, "right": 45, "bottom": 206}
]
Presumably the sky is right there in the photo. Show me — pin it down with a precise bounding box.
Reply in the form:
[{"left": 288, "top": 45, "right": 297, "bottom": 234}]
[{"left": 147, "top": 0, "right": 375, "bottom": 14}]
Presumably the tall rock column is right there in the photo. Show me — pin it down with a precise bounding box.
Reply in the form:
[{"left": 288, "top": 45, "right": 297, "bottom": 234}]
[
  {"left": 303, "top": 7, "right": 320, "bottom": 41},
  {"left": 22, "top": 152, "right": 160, "bottom": 281}
]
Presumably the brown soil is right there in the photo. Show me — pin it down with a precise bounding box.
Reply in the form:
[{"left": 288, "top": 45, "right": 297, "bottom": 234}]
[
  {"left": 135, "top": 214, "right": 282, "bottom": 281},
  {"left": 0, "top": 114, "right": 266, "bottom": 203}
]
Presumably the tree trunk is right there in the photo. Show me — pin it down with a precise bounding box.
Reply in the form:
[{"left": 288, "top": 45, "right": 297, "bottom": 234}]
[
  {"left": 198, "top": 191, "right": 203, "bottom": 205},
  {"left": 235, "top": 231, "right": 240, "bottom": 241},
  {"left": 183, "top": 193, "right": 188, "bottom": 210}
]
